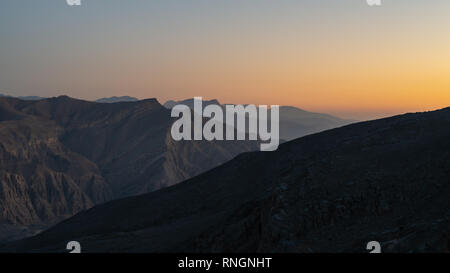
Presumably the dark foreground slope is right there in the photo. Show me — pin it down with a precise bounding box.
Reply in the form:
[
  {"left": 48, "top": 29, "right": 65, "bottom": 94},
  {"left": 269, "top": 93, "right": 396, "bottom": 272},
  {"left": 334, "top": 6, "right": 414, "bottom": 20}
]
[
  {"left": 3, "top": 107, "right": 450, "bottom": 253},
  {"left": 0, "top": 96, "right": 258, "bottom": 241}
]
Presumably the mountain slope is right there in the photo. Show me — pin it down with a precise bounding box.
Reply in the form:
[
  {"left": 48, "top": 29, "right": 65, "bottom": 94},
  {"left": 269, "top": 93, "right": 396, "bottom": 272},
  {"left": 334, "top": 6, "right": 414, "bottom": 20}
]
[
  {"left": 0, "top": 96, "right": 258, "bottom": 241},
  {"left": 0, "top": 116, "right": 113, "bottom": 231},
  {"left": 5, "top": 107, "right": 450, "bottom": 252}
]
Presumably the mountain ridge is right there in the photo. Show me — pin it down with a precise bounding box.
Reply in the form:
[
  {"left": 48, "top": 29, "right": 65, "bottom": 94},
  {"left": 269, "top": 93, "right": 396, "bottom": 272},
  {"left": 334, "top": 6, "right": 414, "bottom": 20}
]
[{"left": 4, "top": 106, "right": 449, "bottom": 252}]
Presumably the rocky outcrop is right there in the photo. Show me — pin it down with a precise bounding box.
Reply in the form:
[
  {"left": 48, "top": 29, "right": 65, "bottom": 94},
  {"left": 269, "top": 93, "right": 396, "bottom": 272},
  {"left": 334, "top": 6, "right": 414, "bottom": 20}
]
[{"left": 0, "top": 117, "right": 112, "bottom": 238}]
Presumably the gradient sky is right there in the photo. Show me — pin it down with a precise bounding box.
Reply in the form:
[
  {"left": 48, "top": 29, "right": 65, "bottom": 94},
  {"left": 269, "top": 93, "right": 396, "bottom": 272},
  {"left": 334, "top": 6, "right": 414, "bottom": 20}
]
[{"left": 1, "top": 0, "right": 450, "bottom": 120}]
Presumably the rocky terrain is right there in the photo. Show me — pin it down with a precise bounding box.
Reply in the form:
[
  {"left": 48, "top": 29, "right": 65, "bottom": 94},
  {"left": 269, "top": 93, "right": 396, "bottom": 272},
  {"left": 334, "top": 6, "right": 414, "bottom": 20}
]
[
  {"left": 4, "top": 107, "right": 449, "bottom": 252},
  {"left": 0, "top": 96, "right": 258, "bottom": 241}
]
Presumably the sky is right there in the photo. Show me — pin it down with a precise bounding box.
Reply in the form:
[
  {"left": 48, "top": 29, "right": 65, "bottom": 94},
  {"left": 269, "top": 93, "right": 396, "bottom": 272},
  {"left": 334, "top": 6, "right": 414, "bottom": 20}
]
[{"left": 1, "top": 0, "right": 450, "bottom": 120}]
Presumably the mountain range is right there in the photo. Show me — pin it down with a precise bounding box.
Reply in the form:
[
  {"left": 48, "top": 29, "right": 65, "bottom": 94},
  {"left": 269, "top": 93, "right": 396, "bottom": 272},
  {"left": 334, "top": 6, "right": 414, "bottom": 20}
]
[
  {"left": 2, "top": 94, "right": 354, "bottom": 243},
  {"left": 2, "top": 106, "right": 449, "bottom": 252},
  {"left": 0, "top": 93, "right": 141, "bottom": 104},
  {"left": 0, "top": 96, "right": 259, "bottom": 242}
]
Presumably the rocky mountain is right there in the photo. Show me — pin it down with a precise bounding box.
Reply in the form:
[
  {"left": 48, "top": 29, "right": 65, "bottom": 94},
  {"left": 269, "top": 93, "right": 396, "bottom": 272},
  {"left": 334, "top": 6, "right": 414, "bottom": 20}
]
[
  {"left": 4, "top": 107, "right": 450, "bottom": 252},
  {"left": 0, "top": 96, "right": 258, "bottom": 242},
  {"left": 95, "top": 96, "right": 139, "bottom": 103},
  {"left": 164, "top": 98, "right": 355, "bottom": 141}
]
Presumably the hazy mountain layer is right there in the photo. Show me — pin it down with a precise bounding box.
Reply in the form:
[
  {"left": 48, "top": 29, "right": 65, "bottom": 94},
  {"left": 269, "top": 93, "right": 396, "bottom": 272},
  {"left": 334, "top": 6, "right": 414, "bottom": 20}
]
[
  {"left": 164, "top": 98, "right": 355, "bottom": 141},
  {"left": 95, "top": 96, "right": 139, "bottom": 103},
  {"left": 0, "top": 93, "right": 46, "bottom": 101}
]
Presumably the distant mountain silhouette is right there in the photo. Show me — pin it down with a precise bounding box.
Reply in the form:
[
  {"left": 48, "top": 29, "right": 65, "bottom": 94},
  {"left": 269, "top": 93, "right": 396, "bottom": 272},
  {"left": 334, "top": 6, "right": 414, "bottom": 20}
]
[
  {"left": 4, "top": 107, "right": 449, "bottom": 252},
  {"left": 0, "top": 93, "right": 46, "bottom": 101},
  {"left": 0, "top": 96, "right": 258, "bottom": 242},
  {"left": 0, "top": 93, "right": 138, "bottom": 103},
  {"left": 164, "top": 98, "right": 220, "bottom": 110},
  {"left": 278, "top": 106, "right": 357, "bottom": 141},
  {"left": 18, "top": 96, "right": 47, "bottom": 101},
  {"left": 164, "top": 98, "right": 356, "bottom": 141},
  {"left": 95, "top": 96, "right": 139, "bottom": 103}
]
